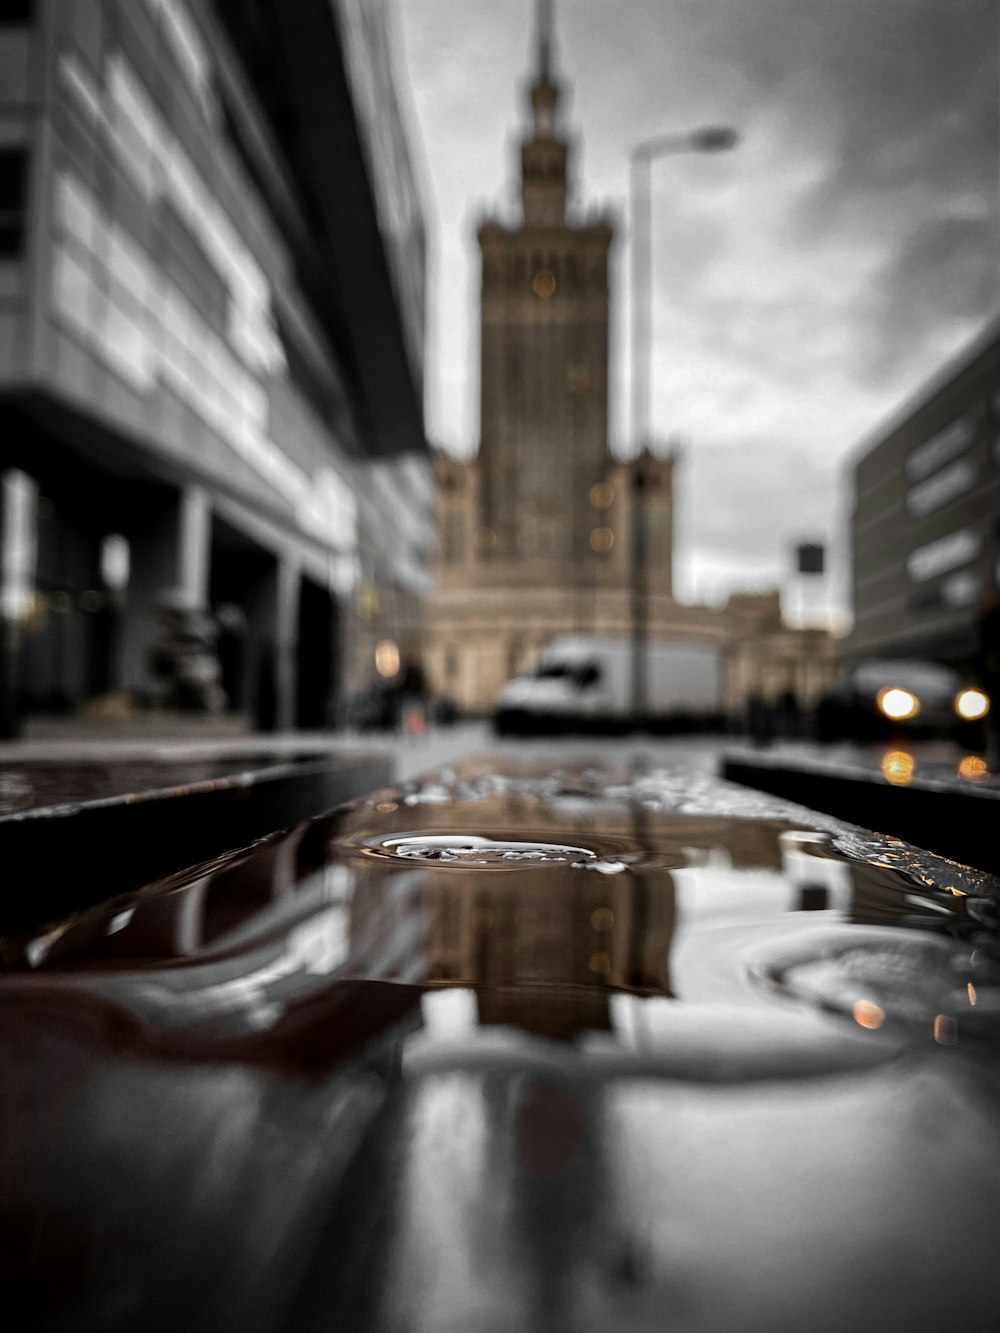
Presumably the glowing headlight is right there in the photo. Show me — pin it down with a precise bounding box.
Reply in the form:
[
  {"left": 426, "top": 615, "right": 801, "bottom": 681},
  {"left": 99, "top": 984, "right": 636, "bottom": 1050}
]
[
  {"left": 955, "top": 688, "right": 990, "bottom": 721},
  {"left": 877, "top": 687, "right": 919, "bottom": 721}
]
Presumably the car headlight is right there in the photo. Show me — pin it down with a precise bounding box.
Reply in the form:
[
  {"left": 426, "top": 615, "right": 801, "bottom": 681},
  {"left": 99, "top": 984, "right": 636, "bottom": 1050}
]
[
  {"left": 877, "top": 687, "right": 919, "bottom": 721},
  {"left": 955, "top": 688, "right": 990, "bottom": 721}
]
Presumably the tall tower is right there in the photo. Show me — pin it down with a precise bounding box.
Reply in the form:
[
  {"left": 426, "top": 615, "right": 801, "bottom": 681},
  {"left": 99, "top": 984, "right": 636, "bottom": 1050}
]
[
  {"left": 430, "top": 1, "right": 698, "bottom": 715},
  {"left": 475, "top": 0, "right": 613, "bottom": 580}
]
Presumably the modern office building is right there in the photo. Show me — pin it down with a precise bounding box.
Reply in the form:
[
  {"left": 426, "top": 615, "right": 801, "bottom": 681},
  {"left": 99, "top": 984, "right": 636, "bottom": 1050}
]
[
  {"left": 427, "top": 5, "right": 836, "bottom": 719},
  {"left": 0, "top": 0, "right": 432, "bottom": 730},
  {"left": 849, "top": 315, "right": 1000, "bottom": 669}
]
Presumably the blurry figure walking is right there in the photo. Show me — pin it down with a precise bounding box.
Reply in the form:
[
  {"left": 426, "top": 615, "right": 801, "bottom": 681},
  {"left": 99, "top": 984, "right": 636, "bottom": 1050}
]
[{"left": 397, "top": 652, "right": 428, "bottom": 737}]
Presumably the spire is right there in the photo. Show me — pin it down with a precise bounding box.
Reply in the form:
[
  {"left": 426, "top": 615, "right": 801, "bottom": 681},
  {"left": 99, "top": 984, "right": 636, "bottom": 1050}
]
[
  {"left": 535, "top": 0, "right": 553, "bottom": 83},
  {"left": 521, "top": 0, "right": 567, "bottom": 224}
]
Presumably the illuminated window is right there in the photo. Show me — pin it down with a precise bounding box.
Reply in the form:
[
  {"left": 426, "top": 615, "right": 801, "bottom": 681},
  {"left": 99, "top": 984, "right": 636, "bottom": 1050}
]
[
  {"left": 590, "top": 481, "right": 614, "bottom": 510},
  {"left": 590, "top": 527, "right": 614, "bottom": 553},
  {"left": 375, "top": 640, "right": 400, "bottom": 678},
  {"left": 100, "top": 534, "right": 130, "bottom": 590}
]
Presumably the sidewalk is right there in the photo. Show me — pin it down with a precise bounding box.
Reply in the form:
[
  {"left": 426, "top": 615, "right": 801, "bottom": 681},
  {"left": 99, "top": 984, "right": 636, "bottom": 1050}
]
[{"left": 0, "top": 718, "right": 497, "bottom": 797}]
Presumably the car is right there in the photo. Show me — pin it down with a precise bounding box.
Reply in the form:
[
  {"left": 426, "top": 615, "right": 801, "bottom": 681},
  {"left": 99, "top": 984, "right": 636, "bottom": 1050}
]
[
  {"left": 816, "top": 657, "right": 990, "bottom": 742},
  {"left": 495, "top": 635, "right": 724, "bottom": 734}
]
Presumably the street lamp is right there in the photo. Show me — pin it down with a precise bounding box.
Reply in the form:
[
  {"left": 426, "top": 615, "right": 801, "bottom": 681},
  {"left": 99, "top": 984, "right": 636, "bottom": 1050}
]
[{"left": 628, "top": 125, "right": 738, "bottom": 725}]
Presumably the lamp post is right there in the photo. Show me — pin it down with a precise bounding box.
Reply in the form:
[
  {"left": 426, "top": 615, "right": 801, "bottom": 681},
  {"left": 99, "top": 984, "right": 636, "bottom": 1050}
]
[{"left": 629, "top": 126, "right": 738, "bottom": 725}]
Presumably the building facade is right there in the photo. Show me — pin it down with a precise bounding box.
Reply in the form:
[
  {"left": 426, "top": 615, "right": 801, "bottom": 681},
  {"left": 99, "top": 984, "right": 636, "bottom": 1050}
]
[
  {"left": 427, "top": 8, "right": 836, "bottom": 719},
  {"left": 849, "top": 316, "right": 1000, "bottom": 669},
  {"left": 0, "top": 0, "right": 432, "bottom": 731}
]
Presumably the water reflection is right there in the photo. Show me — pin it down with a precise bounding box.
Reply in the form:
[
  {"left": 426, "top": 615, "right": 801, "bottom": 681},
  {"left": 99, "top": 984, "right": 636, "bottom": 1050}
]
[
  {"left": 4, "top": 759, "right": 1000, "bottom": 1333},
  {"left": 959, "top": 754, "right": 989, "bottom": 781},
  {"left": 3, "top": 759, "right": 997, "bottom": 1063},
  {"left": 881, "top": 748, "right": 915, "bottom": 785}
]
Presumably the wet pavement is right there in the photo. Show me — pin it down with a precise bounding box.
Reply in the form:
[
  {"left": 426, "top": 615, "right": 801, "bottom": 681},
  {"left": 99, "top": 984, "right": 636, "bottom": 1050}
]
[
  {"left": 0, "top": 754, "right": 319, "bottom": 816},
  {"left": 3, "top": 755, "right": 1000, "bottom": 1330},
  {"left": 728, "top": 737, "right": 1000, "bottom": 792},
  {"left": 724, "top": 738, "right": 1000, "bottom": 876}
]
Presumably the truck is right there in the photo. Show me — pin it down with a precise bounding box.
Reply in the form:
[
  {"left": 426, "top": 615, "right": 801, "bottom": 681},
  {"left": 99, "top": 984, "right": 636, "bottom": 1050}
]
[{"left": 495, "top": 635, "right": 725, "bottom": 734}]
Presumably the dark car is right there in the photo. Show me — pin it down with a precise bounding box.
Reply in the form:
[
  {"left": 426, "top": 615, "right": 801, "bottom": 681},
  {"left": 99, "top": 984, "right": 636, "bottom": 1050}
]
[{"left": 816, "top": 657, "right": 990, "bottom": 741}]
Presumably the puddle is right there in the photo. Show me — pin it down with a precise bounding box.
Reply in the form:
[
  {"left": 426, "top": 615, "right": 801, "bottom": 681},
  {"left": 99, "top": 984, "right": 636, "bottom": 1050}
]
[
  {"left": 0, "top": 754, "right": 319, "bottom": 816},
  {"left": 5, "top": 755, "right": 1000, "bottom": 1333},
  {"left": 751, "top": 925, "right": 1000, "bottom": 1043},
  {"left": 2, "top": 757, "right": 998, "bottom": 1056}
]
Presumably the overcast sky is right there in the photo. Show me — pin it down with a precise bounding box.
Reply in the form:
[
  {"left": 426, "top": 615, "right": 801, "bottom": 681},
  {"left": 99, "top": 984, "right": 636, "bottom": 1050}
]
[{"left": 395, "top": 0, "right": 999, "bottom": 626}]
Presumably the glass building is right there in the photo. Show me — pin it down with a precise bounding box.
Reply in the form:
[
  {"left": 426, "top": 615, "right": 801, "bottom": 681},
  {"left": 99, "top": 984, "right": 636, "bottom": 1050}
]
[{"left": 0, "top": 0, "right": 431, "bottom": 729}]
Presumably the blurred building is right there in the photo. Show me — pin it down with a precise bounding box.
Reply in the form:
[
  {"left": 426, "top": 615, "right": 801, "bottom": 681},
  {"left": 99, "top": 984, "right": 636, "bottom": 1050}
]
[
  {"left": 849, "top": 315, "right": 1000, "bottom": 669},
  {"left": 0, "top": 0, "right": 432, "bottom": 731},
  {"left": 428, "top": 8, "right": 835, "bottom": 718}
]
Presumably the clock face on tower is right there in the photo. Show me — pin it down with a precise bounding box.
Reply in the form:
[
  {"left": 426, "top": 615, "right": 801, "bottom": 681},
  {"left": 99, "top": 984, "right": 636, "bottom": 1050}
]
[{"left": 532, "top": 270, "right": 556, "bottom": 298}]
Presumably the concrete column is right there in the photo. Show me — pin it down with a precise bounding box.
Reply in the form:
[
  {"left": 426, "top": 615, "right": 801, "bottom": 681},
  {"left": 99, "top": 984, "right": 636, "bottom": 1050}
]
[
  {"left": 118, "top": 485, "right": 212, "bottom": 697},
  {"left": 0, "top": 471, "right": 38, "bottom": 737},
  {"left": 243, "top": 550, "right": 300, "bottom": 732},
  {"left": 177, "top": 486, "right": 211, "bottom": 610},
  {"left": 274, "top": 553, "right": 300, "bottom": 731}
]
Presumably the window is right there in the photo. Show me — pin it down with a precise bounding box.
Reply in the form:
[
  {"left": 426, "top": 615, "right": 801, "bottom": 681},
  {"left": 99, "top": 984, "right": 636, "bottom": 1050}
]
[
  {"left": 906, "top": 458, "right": 978, "bottom": 517},
  {"left": 0, "top": 150, "right": 27, "bottom": 257},
  {"left": 51, "top": 244, "right": 93, "bottom": 332},
  {"left": 905, "top": 416, "right": 975, "bottom": 481},
  {"left": 941, "top": 571, "right": 982, "bottom": 609},
  {"left": 907, "top": 527, "right": 981, "bottom": 582}
]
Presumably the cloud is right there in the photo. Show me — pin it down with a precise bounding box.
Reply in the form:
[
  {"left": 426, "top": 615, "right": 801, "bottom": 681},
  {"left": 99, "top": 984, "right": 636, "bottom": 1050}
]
[{"left": 397, "top": 0, "right": 999, "bottom": 619}]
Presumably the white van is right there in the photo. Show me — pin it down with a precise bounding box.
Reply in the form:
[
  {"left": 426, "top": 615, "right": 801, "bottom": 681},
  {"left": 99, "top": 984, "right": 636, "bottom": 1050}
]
[{"left": 495, "top": 635, "right": 725, "bottom": 733}]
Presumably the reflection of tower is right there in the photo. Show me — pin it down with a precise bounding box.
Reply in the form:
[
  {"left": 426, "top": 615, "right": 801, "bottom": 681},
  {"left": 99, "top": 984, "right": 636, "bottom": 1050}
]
[
  {"left": 424, "top": 863, "right": 677, "bottom": 1042},
  {"left": 476, "top": 0, "right": 613, "bottom": 581}
]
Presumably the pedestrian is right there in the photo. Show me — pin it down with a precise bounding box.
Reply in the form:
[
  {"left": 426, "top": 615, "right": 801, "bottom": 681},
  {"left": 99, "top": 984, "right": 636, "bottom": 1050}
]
[{"left": 397, "top": 652, "right": 428, "bottom": 736}]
